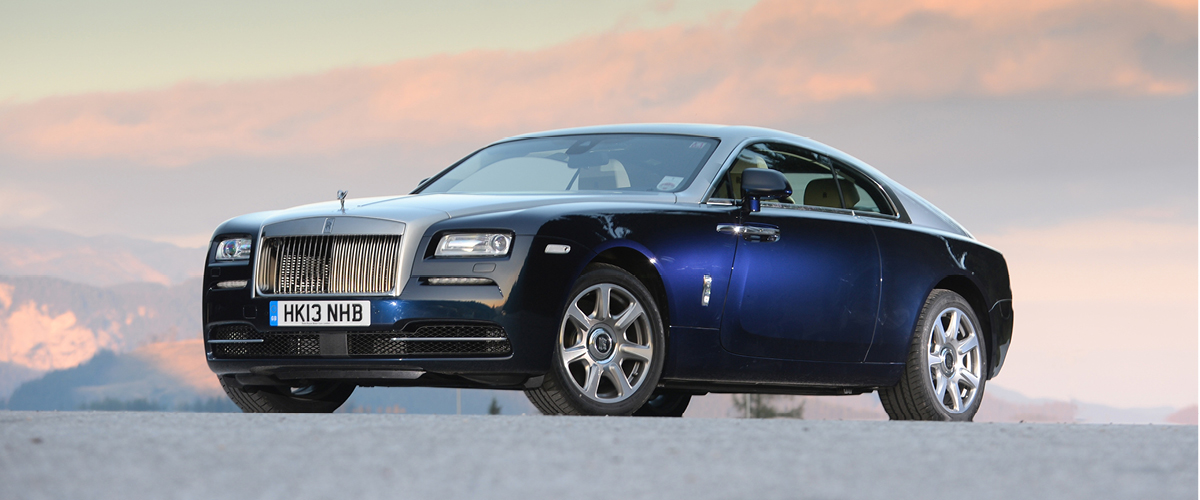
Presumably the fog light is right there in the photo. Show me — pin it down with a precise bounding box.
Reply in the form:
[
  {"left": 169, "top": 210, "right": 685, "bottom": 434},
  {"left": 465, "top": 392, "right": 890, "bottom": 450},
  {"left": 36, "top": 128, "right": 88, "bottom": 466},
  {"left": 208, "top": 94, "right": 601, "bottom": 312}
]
[
  {"left": 215, "top": 280, "right": 248, "bottom": 289},
  {"left": 425, "top": 277, "right": 495, "bottom": 286}
]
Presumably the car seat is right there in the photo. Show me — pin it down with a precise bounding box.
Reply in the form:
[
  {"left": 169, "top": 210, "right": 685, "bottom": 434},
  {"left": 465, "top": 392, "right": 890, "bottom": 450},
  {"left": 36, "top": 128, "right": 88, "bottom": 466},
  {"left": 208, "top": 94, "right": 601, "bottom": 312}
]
[{"left": 803, "top": 178, "right": 859, "bottom": 208}]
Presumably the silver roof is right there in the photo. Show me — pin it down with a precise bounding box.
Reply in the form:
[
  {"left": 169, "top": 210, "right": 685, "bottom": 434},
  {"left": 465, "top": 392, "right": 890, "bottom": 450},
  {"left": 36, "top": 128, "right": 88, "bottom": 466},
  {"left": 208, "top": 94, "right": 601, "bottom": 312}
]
[{"left": 515, "top": 123, "right": 803, "bottom": 142}]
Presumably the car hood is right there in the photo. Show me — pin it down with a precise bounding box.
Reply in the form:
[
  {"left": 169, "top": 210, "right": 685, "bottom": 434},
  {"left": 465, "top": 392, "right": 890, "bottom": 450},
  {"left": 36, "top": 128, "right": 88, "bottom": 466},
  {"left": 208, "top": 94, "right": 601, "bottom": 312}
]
[{"left": 259, "top": 192, "right": 680, "bottom": 228}]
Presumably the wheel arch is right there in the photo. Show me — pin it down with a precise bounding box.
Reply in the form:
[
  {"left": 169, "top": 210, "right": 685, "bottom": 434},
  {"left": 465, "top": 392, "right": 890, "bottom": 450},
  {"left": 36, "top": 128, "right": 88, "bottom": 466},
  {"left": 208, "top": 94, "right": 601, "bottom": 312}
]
[
  {"left": 931, "top": 275, "right": 995, "bottom": 379},
  {"left": 590, "top": 246, "right": 671, "bottom": 334}
]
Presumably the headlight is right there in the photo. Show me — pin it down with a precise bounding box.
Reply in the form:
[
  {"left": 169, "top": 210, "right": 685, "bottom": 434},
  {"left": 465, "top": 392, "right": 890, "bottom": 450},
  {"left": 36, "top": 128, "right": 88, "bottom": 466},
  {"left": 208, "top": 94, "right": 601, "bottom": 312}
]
[
  {"left": 434, "top": 233, "right": 512, "bottom": 258},
  {"left": 215, "top": 238, "right": 253, "bottom": 260}
]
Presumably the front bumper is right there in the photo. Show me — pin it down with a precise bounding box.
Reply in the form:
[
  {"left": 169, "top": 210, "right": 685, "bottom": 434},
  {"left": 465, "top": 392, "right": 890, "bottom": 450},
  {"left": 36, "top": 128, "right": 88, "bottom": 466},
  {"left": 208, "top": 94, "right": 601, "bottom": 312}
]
[
  {"left": 202, "top": 226, "right": 589, "bottom": 389},
  {"left": 204, "top": 287, "right": 559, "bottom": 388}
]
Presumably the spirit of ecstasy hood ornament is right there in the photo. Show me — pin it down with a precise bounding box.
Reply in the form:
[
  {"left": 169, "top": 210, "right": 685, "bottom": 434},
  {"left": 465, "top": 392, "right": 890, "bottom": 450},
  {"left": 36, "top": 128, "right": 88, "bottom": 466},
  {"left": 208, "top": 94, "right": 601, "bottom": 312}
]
[{"left": 337, "top": 190, "right": 348, "bottom": 212}]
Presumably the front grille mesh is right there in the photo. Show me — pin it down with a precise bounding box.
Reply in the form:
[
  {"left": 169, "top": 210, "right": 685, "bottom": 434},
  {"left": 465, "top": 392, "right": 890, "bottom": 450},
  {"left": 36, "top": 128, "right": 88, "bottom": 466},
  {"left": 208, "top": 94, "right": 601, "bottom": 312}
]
[
  {"left": 208, "top": 325, "right": 320, "bottom": 358},
  {"left": 256, "top": 235, "right": 402, "bottom": 295},
  {"left": 348, "top": 325, "right": 511, "bottom": 356},
  {"left": 207, "top": 324, "right": 511, "bottom": 358},
  {"left": 402, "top": 325, "right": 509, "bottom": 339}
]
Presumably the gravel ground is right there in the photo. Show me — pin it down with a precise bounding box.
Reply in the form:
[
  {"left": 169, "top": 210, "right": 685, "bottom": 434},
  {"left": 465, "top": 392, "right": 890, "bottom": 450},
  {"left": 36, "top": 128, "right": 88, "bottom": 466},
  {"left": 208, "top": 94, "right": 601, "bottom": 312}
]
[{"left": 1, "top": 411, "right": 1195, "bottom": 500}]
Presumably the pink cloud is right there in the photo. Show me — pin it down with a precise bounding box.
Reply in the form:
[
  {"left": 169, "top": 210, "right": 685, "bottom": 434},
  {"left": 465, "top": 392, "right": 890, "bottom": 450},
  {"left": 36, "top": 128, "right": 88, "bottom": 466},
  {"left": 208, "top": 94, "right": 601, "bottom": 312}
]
[{"left": 0, "top": 0, "right": 1192, "bottom": 166}]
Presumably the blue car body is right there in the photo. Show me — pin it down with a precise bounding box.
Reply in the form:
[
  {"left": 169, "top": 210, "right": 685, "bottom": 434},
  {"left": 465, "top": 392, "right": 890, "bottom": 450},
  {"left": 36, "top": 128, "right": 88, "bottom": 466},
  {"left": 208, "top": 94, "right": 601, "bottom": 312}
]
[{"left": 203, "top": 124, "right": 1012, "bottom": 396}]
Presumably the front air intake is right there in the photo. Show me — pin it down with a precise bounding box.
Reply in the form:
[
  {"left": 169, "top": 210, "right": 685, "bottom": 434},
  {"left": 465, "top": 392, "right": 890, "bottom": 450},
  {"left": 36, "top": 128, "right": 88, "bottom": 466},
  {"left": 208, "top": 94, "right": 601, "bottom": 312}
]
[
  {"left": 348, "top": 325, "right": 512, "bottom": 357},
  {"left": 207, "top": 325, "right": 320, "bottom": 358},
  {"left": 256, "top": 235, "right": 402, "bottom": 295}
]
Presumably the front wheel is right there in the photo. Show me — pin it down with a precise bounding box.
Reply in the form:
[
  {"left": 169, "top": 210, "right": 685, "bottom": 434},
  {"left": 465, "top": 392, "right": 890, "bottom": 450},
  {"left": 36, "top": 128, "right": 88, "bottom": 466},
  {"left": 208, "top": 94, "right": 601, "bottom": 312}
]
[
  {"left": 220, "top": 376, "right": 355, "bottom": 413},
  {"left": 525, "top": 264, "right": 666, "bottom": 416},
  {"left": 878, "top": 289, "right": 987, "bottom": 421}
]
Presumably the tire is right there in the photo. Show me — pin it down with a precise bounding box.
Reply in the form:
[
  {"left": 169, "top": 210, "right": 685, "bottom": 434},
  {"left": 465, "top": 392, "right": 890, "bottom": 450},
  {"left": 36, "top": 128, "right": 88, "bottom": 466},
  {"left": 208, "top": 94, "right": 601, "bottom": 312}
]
[
  {"left": 219, "top": 376, "right": 355, "bottom": 413},
  {"left": 633, "top": 391, "right": 692, "bottom": 417},
  {"left": 879, "top": 289, "right": 987, "bottom": 421},
  {"left": 525, "top": 263, "right": 666, "bottom": 416}
]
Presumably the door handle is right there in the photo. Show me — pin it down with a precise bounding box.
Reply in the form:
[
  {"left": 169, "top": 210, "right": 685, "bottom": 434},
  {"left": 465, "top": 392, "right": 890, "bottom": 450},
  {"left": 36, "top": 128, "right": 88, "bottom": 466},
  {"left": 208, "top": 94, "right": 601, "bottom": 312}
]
[{"left": 716, "top": 224, "right": 780, "bottom": 242}]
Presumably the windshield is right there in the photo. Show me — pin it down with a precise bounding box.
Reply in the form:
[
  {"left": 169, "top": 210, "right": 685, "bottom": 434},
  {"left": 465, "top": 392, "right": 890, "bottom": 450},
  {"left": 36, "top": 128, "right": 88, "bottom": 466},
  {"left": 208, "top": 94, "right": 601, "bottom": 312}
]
[{"left": 418, "top": 134, "right": 719, "bottom": 194}]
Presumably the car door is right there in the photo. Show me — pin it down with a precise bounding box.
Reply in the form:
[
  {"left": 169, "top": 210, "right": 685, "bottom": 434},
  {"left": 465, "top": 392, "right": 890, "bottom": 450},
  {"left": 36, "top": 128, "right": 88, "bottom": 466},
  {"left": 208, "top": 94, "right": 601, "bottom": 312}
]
[{"left": 714, "top": 142, "right": 881, "bottom": 363}]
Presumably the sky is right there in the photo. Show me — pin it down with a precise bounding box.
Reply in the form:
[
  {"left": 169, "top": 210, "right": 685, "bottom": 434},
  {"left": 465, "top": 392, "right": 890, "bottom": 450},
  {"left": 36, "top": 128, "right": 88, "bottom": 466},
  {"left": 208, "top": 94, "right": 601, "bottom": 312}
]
[{"left": 0, "top": 0, "right": 1195, "bottom": 409}]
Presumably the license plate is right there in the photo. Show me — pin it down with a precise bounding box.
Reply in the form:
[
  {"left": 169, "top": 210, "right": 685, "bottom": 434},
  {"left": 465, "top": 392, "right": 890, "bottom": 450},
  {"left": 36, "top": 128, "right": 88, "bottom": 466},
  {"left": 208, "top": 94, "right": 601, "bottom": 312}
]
[{"left": 269, "top": 301, "right": 370, "bottom": 327}]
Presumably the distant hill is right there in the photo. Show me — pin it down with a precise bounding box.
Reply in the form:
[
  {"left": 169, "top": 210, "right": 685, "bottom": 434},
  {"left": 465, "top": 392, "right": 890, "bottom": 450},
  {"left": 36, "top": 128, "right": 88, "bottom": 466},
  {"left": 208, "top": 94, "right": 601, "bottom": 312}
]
[
  {"left": 0, "top": 361, "right": 41, "bottom": 401},
  {"left": 0, "top": 226, "right": 204, "bottom": 287},
  {"left": 4, "top": 339, "right": 221, "bottom": 410},
  {"left": 1166, "top": 406, "right": 1199, "bottom": 425},
  {"left": 983, "top": 385, "right": 1185, "bottom": 425},
  {"left": 0, "top": 275, "right": 201, "bottom": 397}
]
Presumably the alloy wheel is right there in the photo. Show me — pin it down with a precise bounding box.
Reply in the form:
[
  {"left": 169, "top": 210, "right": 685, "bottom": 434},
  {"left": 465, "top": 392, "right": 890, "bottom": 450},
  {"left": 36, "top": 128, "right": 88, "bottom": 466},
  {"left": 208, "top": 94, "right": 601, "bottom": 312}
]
[
  {"left": 926, "top": 307, "right": 983, "bottom": 413},
  {"left": 558, "top": 283, "right": 655, "bottom": 404}
]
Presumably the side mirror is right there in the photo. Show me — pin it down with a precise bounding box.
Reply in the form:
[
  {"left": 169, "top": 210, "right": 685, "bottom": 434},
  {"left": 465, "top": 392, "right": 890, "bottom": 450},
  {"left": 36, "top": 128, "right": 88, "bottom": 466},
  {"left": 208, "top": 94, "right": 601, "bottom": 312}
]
[{"left": 740, "top": 169, "right": 793, "bottom": 213}]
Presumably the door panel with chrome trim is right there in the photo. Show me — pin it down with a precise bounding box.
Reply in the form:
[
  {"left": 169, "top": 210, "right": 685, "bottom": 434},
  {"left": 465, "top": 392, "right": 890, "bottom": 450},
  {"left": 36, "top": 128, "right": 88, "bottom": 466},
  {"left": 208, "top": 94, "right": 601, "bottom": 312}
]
[
  {"left": 719, "top": 208, "right": 881, "bottom": 362},
  {"left": 714, "top": 142, "right": 882, "bottom": 363}
]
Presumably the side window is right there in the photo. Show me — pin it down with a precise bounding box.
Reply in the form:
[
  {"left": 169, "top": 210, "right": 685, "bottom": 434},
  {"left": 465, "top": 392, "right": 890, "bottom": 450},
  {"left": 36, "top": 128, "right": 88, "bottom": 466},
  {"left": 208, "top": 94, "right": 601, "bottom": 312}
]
[
  {"left": 712, "top": 143, "right": 844, "bottom": 208},
  {"left": 831, "top": 161, "right": 894, "bottom": 215}
]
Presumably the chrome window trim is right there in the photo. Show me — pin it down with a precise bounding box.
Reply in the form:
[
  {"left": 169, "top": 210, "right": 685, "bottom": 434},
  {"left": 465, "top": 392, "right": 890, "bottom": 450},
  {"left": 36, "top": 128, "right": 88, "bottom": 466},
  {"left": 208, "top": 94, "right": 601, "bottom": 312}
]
[
  {"left": 828, "top": 159, "right": 903, "bottom": 220},
  {"left": 761, "top": 201, "right": 856, "bottom": 216},
  {"left": 851, "top": 209, "right": 904, "bottom": 221},
  {"left": 704, "top": 197, "right": 877, "bottom": 218}
]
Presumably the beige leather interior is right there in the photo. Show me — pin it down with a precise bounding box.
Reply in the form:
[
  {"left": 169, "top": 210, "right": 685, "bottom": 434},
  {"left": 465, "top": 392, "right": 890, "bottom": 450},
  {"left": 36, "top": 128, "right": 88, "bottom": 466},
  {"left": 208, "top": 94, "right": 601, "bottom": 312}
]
[
  {"left": 803, "top": 178, "right": 859, "bottom": 208},
  {"left": 577, "top": 159, "right": 631, "bottom": 190}
]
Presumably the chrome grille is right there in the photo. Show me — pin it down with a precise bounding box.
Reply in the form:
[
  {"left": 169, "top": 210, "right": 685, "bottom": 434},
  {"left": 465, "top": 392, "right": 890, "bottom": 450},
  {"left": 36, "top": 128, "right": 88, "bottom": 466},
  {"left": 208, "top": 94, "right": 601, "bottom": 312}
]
[{"left": 256, "top": 235, "right": 402, "bottom": 295}]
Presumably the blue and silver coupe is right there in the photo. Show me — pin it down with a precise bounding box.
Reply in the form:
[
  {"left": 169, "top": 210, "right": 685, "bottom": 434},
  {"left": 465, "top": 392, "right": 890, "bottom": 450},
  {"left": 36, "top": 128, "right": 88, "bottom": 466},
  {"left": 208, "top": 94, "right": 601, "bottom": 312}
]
[{"left": 203, "top": 124, "right": 1013, "bottom": 420}]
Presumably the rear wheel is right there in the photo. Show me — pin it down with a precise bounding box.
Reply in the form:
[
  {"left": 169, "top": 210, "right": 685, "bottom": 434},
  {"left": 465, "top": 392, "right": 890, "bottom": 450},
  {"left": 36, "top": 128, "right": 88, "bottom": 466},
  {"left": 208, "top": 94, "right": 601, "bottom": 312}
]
[
  {"left": 879, "top": 289, "right": 987, "bottom": 421},
  {"left": 525, "top": 264, "right": 666, "bottom": 416},
  {"left": 219, "top": 376, "right": 355, "bottom": 413}
]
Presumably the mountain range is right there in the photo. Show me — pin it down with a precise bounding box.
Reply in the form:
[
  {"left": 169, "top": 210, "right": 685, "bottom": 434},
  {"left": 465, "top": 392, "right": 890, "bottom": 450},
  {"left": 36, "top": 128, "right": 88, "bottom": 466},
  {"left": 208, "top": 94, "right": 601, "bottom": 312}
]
[{"left": 0, "top": 274, "right": 200, "bottom": 396}]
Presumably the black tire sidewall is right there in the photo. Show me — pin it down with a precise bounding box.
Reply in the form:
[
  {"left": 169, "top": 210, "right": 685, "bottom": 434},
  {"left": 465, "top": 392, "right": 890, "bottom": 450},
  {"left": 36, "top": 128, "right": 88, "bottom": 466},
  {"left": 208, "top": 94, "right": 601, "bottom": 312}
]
[
  {"left": 221, "top": 377, "right": 355, "bottom": 413},
  {"left": 549, "top": 264, "right": 666, "bottom": 416},
  {"left": 261, "top": 383, "right": 355, "bottom": 413},
  {"left": 632, "top": 391, "right": 692, "bottom": 417}
]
